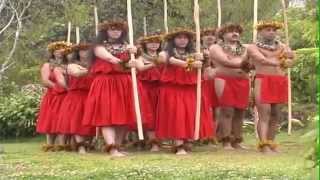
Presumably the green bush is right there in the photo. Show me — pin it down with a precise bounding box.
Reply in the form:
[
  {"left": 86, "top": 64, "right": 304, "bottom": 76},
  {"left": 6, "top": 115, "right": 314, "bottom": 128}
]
[
  {"left": 291, "top": 48, "right": 319, "bottom": 104},
  {"left": 0, "top": 88, "right": 41, "bottom": 139}
]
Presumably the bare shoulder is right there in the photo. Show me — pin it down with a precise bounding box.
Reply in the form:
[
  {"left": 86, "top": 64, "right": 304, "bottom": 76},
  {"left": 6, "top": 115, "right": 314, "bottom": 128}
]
[
  {"left": 159, "top": 51, "right": 168, "bottom": 57},
  {"left": 246, "top": 44, "right": 259, "bottom": 53},
  {"left": 209, "top": 44, "right": 221, "bottom": 51}
]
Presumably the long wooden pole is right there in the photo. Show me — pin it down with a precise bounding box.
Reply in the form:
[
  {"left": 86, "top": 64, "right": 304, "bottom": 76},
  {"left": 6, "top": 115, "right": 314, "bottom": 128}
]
[
  {"left": 281, "top": 0, "right": 292, "bottom": 135},
  {"left": 253, "top": 0, "right": 258, "bottom": 42},
  {"left": 94, "top": 5, "right": 99, "bottom": 36},
  {"left": 127, "top": 0, "right": 144, "bottom": 140},
  {"left": 94, "top": 2, "right": 100, "bottom": 140},
  {"left": 217, "top": 0, "right": 221, "bottom": 27},
  {"left": 193, "top": 0, "right": 202, "bottom": 140},
  {"left": 253, "top": 0, "right": 259, "bottom": 138},
  {"left": 67, "top": 21, "right": 71, "bottom": 43},
  {"left": 76, "top": 27, "right": 80, "bottom": 44},
  {"left": 163, "top": 0, "right": 168, "bottom": 33},
  {"left": 143, "top": 16, "right": 147, "bottom": 36}
]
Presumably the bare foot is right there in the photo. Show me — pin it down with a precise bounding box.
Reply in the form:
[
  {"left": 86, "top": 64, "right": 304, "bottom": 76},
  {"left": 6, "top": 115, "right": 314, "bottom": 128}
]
[
  {"left": 223, "top": 142, "right": 234, "bottom": 150},
  {"left": 110, "top": 149, "right": 126, "bottom": 157},
  {"left": 150, "top": 145, "right": 160, "bottom": 152},
  {"left": 260, "top": 146, "right": 273, "bottom": 154},
  {"left": 232, "top": 143, "right": 248, "bottom": 150},
  {"left": 78, "top": 146, "right": 87, "bottom": 154},
  {"left": 271, "top": 147, "right": 280, "bottom": 154},
  {"left": 176, "top": 148, "right": 188, "bottom": 155}
]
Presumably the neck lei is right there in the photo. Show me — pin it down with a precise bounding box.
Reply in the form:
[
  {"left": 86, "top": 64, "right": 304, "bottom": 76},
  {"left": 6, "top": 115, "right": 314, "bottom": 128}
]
[
  {"left": 103, "top": 41, "right": 128, "bottom": 55},
  {"left": 218, "top": 41, "right": 245, "bottom": 56},
  {"left": 142, "top": 52, "right": 158, "bottom": 63},
  {"left": 256, "top": 37, "right": 280, "bottom": 51},
  {"left": 173, "top": 48, "right": 191, "bottom": 60}
]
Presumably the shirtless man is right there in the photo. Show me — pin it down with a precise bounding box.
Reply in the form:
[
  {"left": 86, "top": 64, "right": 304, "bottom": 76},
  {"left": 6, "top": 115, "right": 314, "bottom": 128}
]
[
  {"left": 247, "top": 21, "right": 295, "bottom": 153},
  {"left": 209, "top": 24, "right": 251, "bottom": 150}
]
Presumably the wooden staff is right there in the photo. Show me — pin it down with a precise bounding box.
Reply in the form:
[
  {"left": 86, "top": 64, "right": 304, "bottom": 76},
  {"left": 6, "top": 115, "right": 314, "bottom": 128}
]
[
  {"left": 281, "top": 0, "right": 292, "bottom": 135},
  {"left": 127, "top": 0, "right": 144, "bottom": 140},
  {"left": 163, "top": 0, "right": 168, "bottom": 33},
  {"left": 253, "top": 0, "right": 259, "bottom": 138},
  {"left": 76, "top": 26, "right": 80, "bottom": 44},
  {"left": 217, "top": 0, "right": 221, "bottom": 27},
  {"left": 253, "top": 0, "right": 258, "bottom": 42},
  {"left": 67, "top": 21, "right": 71, "bottom": 43},
  {"left": 94, "top": 1, "right": 100, "bottom": 140},
  {"left": 193, "top": 0, "right": 202, "bottom": 140},
  {"left": 143, "top": 16, "right": 147, "bottom": 36},
  {"left": 94, "top": 4, "right": 99, "bottom": 36}
]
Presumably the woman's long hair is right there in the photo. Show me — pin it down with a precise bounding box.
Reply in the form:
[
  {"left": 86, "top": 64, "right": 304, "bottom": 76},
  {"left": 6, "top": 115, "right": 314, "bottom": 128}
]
[
  {"left": 164, "top": 36, "right": 195, "bottom": 57},
  {"left": 94, "top": 29, "right": 127, "bottom": 45}
]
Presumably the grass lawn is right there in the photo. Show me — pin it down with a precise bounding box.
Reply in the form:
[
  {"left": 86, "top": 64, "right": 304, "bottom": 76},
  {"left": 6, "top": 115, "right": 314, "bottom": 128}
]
[{"left": 0, "top": 130, "right": 316, "bottom": 180}]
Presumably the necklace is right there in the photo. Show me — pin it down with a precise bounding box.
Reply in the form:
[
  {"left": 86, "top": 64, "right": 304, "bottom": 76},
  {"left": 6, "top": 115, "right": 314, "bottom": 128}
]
[
  {"left": 218, "top": 41, "right": 245, "bottom": 56},
  {"left": 103, "top": 41, "right": 128, "bottom": 55},
  {"left": 256, "top": 37, "right": 280, "bottom": 51},
  {"left": 173, "top": 48, "right": 192, "bottom": 60}
]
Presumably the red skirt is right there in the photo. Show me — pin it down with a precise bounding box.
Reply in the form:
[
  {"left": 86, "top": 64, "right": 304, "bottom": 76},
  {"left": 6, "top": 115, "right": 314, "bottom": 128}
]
[
  {"left": 57, "top": 90, "right": 95, "bottom": 136},
  {"left": 140, "top": 80, "right": 159, "bottom": 130},
  {"left": 203, "top": 79, "right": 218, "bottom": 108},
  {"left": 82, "top": 73, "right": 153, "bottom": 128},
  {"left": 255, "top": 74, "right": 288, "bottom": 104},
  {"left": 36, "top": 89, "right": 55, "bottom": 134},
  {"left": 156, "top": 83, "right": 214, "bottom": 140},
  {"left": 215, "top": 75, "right": 250, "bottom": 109}
]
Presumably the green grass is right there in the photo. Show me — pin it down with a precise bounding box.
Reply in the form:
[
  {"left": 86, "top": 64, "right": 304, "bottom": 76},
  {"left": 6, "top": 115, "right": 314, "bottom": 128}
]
[{"left": 0, "top": 131, "right": 316, "bottom": 180}]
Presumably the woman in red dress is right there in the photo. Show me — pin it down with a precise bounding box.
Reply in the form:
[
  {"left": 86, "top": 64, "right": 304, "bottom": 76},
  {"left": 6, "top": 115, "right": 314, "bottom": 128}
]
[
  {"left": 36, "top": 41, "right": 70, "bottom": 151},
  {"left": 57, "top": 43, "right": 95, "bottom": 154},
  {"left": 134, "top": 33, "right": 163, "bottom": 152},
  {"left": 156, "top": 28, "right": 214, "bottom": 155},
  {"left": 82, "top": 20, "right": 152, "bottom": 157}
]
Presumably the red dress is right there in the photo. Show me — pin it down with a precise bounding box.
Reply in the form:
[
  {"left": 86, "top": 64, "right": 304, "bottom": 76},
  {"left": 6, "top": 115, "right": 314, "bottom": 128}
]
[
  {"left": 36, "top": 68, "right": 67, "bottom": 134},
  {"left": 82, "top": 51, "right": 153, "bottom": 129},
  {"left": 56, "top": 74, "right": 95, "bottom": 136},
  {"left": 156, "top": 64, "right": 214, "bottom": 140},
  {"left": 137, "top": 64, "right": 162, "bottom": 130}
]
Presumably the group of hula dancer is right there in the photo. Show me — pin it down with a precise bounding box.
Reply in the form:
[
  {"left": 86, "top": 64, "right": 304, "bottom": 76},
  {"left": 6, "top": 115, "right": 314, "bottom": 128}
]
[{"left": 36, "top": 19, "right": 295, "bottom": 157}]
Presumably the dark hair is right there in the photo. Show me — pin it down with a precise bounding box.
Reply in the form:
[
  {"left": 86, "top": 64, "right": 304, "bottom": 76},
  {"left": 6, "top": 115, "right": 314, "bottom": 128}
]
[
  {"left": 94, "top": 30, "right": 127, "bottom": 45},
  {"left": 164, "top": 36, "right": 195, "bottom": 57},
  {"left": 141, "top": 42, "right": 162, "bottom": 54},
  {"left": 75, "top": 48, "right": 94, "bottom": 68}
]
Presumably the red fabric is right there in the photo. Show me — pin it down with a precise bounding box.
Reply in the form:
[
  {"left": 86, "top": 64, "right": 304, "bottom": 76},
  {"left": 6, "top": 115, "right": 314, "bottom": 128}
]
[
  {"left": 215, "top": 75, "right": 250, "bottom": 109},
  {"left": 56, "top": 75, "right": 95, "bottom": 136},
  {"left": 138, "top": 66, "right": 162, "bottom": 81},
  {"left": 203, "top": 79, "right": 218, "bottom": 108},
  {"left": 36, "top": 69, "right": 67, "bottom": 134},
  {"left": 156, "top": 65, "right": 214, "bottom": 140},
  {"left": 137, "top": 66, "right": 162, "bottom": 130},
  {"left": 83, "top": 53, "right": 153, "bottom": 128},
  {"left": 90, "top": 52, "right": 130, "bottom": 75},
  {"left": 160, "top": 65, "right": 197, "bottom": 85},
  {"left": 255, "top": 74, "right": 288, "bottom": 104}
]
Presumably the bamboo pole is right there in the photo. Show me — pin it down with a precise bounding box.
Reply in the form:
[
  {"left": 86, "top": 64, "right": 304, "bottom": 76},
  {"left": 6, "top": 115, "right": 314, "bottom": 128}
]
[
  {"left": 253, "top": 0, "right": 259, "bottom": 139},
  {"left": 76, "top": 26, "right": 80, "bottom": 44},
  {"left": 217, "top": 0, "right": 221, "bottom": 27},
  {"left": 253, "top": 0, "right": 258, "bottom": 42},
  {"left": 193, "top": 0, "right": 202, "bottom": 140},
  {"left": 127, "top": 0, "right": 144, "bottom": 140},
  {"left": 94, "top": 2, "right": 100, "bottom": 140},
  {"left": 143, "top": 16, "right": 147, "bottom": 36},
  {"left": 67, "top": 21, "right": 71, "bottom": 43},
  {"left": 281, "top": 0, "right": 292, "bottom": 135},
  {"left": 94, "top": 5, "right": 99, "bottom": 36},
  {"left": 164, "top": 0, "right": 168, "bottom": 33}
]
